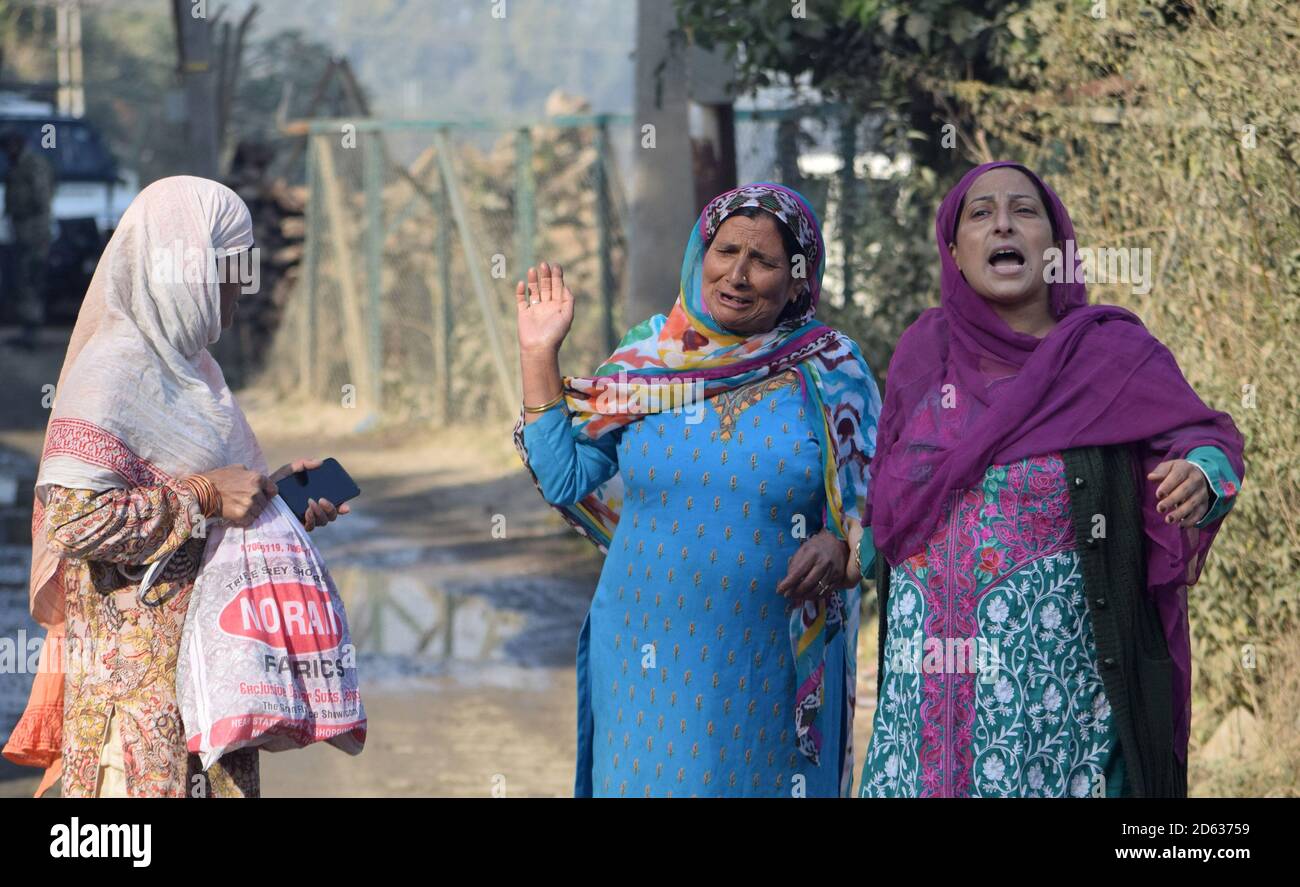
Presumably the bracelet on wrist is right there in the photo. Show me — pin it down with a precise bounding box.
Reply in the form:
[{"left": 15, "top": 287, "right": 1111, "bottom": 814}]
[
  {"left": 182, "top": 474, "right": 222, "bottom": 519},
  {"left": 523, "top": 392, "right": 566, "bottom": 414}
]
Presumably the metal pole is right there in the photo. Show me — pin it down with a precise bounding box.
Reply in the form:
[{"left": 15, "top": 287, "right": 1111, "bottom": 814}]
[
  {"left": 514, "top": 127, "right": 535, "bottom": 279},
  {"left": 363, "top": 130, "right": 384, "bottom": 414}
]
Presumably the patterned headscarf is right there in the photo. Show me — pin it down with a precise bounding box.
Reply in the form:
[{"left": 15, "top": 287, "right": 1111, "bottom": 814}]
[{"left": 514, "top": 183, "right": 881, "bottom": 787}]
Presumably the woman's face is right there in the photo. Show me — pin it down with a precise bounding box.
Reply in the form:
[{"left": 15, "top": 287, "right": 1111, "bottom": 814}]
[
  {"left": 701, "top": 213, "right": 802, "bottom": 335},
  {"left": 218, "top": 254, "right": 241, "bottom": 329},
  {"left": 949, "top": 167, "right": 1056, "bottom": 310}
]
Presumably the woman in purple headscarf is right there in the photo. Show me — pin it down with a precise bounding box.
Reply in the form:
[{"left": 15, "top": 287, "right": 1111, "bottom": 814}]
[{"left": 852, "top": 162, "right": 1244, "bottom": 797}]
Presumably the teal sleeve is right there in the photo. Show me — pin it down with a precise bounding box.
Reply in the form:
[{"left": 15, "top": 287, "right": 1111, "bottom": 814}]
[
  {"left": 520, "top": 404, "right": 621, "bottom": 506},
  {"left": 1186, "top": 445, "right": 1241, "bottom": 527}
]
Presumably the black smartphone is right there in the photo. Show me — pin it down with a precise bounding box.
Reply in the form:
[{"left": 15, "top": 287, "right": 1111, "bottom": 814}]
[{"left": 276, "top": 458, "right": 360, "bottom": 523}]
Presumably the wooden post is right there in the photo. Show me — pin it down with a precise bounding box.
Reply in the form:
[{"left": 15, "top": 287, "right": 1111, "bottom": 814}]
[
  {"left": 172, "top": 0, "right": 219, "bottom": 178},
  {"left": 215, "top": 4, "right": 257, "bottom": 168},
  {"left": 315, "top": 135, "right": 375, "bottom": 417},
  {"left": 301, "top": 134, "right": 320, "bottom": 397},
  {"left": 433, "top": 159, "right": 453, "bottom": 424},
  {"left": 686, "top": 42, "right": 738, "bottom": 213},
  {"left": 363, "top": 131, "right": 384, "bottom": 414},
  {"left": 55, "top": 0, "right": 85, "bottom": 118}
]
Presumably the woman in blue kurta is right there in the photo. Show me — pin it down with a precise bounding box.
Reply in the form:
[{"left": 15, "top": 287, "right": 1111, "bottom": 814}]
[
  {"left": 854, "top": 163, "right": 1244, "bottom": 797},
  {"left": 512, "top": 184, "right": 881, "bottom": 796}
]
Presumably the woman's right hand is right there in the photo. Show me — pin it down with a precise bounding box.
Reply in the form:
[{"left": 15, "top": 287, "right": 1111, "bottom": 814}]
[
  {"left": 200, "top": 464, "right": 277, "bottom": 527},
  {"left": 515, "top": 262, "right": 575, "bottom": 356}
]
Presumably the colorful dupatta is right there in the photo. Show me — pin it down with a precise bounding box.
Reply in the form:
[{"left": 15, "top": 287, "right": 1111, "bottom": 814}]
[{"left": 514, "top": 183, "right": 881, "bottom": 770}]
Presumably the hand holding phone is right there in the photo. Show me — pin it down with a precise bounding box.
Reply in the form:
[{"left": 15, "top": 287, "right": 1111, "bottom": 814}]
[{"left": 274, "top": 458, "right": 360, "bottom": 529}]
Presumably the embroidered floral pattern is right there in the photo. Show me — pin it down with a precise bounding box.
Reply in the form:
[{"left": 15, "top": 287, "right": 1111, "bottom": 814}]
[
  {"left": 859, "top": 454, "right": 1118, "bottom": 797},
  {"left": 43, "top": 419, "right": 171, "bottom": 486},
  {"left": 708, "top": 370, "right": 801, "bottom": 441}
]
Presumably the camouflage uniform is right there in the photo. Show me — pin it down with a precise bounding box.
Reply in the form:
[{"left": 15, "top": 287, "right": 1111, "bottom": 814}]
[{"left": 5, "top": 146, "right": 54, "bottom": 333}]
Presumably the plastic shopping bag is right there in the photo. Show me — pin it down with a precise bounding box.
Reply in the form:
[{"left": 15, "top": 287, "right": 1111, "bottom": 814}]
[{"left": 177, "top": 496, "right": 366, "bottom": 769}]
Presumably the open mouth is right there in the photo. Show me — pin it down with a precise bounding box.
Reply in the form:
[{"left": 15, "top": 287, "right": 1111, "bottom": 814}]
[
  {"left": 987, "top": 246, "right": 1026, "bottom": 275},
  {"left": 716, "top": 289, "right": 754, "bottom": 309}
]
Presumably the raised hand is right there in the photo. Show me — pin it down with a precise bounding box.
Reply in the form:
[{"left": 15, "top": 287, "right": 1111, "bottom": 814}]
[{"left": 515, "top": 262, "right": 575, "bottom": 357}]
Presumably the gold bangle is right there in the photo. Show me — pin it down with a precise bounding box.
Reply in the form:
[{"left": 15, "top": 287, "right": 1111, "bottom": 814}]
[
  {"left": 523, "top": 392, "right": 566, "bottom": 414},
  {"left": 195, "top": 476, "right": 214, "bottom": 517}
]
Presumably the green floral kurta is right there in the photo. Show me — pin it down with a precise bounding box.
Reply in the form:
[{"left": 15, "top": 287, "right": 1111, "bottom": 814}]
[
  {"left": 860, "top": 453, "right": 1124, "bottom": 797},
  {"left": 859, "top": 444, "right": 1237, "bottom": 798}
]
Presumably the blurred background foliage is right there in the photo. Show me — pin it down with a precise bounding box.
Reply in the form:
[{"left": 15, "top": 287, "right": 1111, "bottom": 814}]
[{"left": 679, "top": 0, "right": 1299, "bottom": 795}]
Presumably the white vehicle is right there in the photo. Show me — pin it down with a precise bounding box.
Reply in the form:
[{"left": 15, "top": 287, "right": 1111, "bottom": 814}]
[
  {"left": 0, "top": 93, "right": 138, "bottom": 321},
  {"left": 0, "top": 93, "right": 137, "bottom": 239}
]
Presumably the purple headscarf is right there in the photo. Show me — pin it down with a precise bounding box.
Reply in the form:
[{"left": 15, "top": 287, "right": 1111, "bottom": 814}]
[{"left": 866, "top": 161, "right": 1245, "bottom": 759}]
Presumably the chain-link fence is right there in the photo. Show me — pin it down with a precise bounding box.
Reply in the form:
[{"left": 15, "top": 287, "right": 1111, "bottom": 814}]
[{"left": 263, "top": 106, "right": 867, "bottom": 423}]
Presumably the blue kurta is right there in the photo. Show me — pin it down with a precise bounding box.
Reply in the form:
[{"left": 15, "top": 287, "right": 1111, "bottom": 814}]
[{"left": 523, "top": 370, "right": 850, "bottom": 797}]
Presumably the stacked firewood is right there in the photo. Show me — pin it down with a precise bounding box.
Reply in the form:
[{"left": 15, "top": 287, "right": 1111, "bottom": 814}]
[
  {"left": 224, "top": 139, "right": 308, "bottom": 370},
  {"left": 251, "top": 92, "right": 625, "bottom": 413}
]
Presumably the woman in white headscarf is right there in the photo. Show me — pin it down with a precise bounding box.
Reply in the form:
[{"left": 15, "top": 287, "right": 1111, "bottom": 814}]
[{"left": 2, "top": 176, "right": 347, "bottom": 797}]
